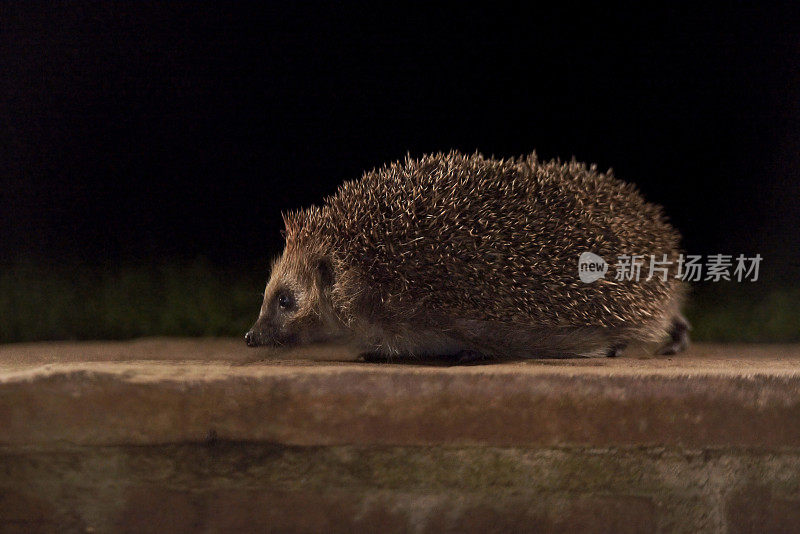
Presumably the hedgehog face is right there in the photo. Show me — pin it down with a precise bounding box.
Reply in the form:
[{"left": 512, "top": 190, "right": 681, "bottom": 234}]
[{"left": 245, "top": 250, "right": 340, "bottom": 348}]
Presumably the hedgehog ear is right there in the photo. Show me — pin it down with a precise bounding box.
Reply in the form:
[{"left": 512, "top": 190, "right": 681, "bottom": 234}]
[{"left": 315, "top": 256, "right": 335, "bottom": 289}]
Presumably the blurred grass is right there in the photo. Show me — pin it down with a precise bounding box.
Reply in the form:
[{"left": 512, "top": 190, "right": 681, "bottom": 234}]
[
  {"left": 0, "top": 260, "right": 797, "bottom": 343},
  {"left": 0, "top": 260, "right": 265, "bottom": 343},
  {"left": 685, "top": 282, "right": 800, "bottom": 343}
]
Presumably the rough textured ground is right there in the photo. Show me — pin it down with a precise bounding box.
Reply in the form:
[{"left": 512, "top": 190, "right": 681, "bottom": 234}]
[
  {"left": 3, "top": 336, "right": 800, "bottom": 370},
  {"left": 1, "top": 339, "right": 799, "bottom": 533}
]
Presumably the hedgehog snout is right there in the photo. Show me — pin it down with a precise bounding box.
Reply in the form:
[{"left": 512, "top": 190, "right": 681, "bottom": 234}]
[
  {"left": 244, "top": 329, "right": 264, "bottom": 347},
  {"left": 245, "top": 311, "right": 275, "bottom": 347},
  {"left": 245, "top": 317, "right": 296, "bottom": 347}
]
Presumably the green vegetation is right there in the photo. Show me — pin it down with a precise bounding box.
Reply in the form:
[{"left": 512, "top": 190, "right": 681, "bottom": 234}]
[
  {"left": 0, "top": 261, "right": 797, "bottom": 343},
  {"left": 686, "top": 282, "right": 800, "bottom": 343},
  {"left": 0, "top": 260, "right": 265, "bottom": 343}
]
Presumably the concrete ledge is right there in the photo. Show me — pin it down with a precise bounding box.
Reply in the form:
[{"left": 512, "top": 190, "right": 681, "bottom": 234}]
[
  {"left": 2, "top": 339, "right": 800, "bottom": 533},
  {"left": 1, "top": 340, "right": 800, "bottom": 449}
]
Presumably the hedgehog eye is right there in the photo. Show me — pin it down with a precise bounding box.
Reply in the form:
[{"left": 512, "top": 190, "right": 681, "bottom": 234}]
[{"left": 277, "top": 292, "right": 294, "bottom": 310}]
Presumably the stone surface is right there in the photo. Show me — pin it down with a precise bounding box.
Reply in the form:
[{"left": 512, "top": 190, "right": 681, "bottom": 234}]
[
  {"left": 3, "top": 444, "right": 800, "bottom": 533},
  {"left": 1, "top": 338, "right": 799, "bottom": 533},
  {"left": 1, "top": 340, "right": 800, "bottom": 449}
]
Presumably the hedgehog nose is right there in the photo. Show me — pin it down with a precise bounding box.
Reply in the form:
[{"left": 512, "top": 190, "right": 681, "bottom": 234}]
[{"left": 245, "top": 330, "right": 258, "bottom": 347}]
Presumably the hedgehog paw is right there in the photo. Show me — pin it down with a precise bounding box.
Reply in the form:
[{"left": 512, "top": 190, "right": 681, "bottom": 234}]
[
  {"left": 605, "top": 343, "right": 627, "bottom": 358},
  {"left": 361, "top": 352, "right": 389, "bottom": 363},
  {"left": 454, "top": 349, "right": 492, "bottom": 365},
  {"left": 656, "top": 315, "right": 691, "bottom": 355}
]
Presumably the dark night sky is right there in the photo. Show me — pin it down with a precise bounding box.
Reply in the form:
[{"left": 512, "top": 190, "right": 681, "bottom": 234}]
[{"left": 2, "top": 3, "right": 798, "bottom": 281}]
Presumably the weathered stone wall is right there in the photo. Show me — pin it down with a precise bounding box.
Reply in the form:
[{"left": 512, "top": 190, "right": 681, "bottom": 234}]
[{"left": 3, "top": 444, "right": 800, "bottom": 533}]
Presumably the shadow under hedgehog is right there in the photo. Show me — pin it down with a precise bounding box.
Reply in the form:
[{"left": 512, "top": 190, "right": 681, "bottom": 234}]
[{"left": 245, "top": 151, "right": 690, "bottom": 362}]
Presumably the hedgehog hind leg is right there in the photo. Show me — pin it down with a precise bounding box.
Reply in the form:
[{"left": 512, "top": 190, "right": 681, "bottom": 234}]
[{"left": 655, "top": 314, "right": 691, "bottom": 355}]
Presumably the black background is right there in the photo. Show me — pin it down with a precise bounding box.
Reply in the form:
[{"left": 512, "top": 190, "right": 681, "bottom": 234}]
[{"left": 2, "top": 3, "right": 798, "bottom": 281}]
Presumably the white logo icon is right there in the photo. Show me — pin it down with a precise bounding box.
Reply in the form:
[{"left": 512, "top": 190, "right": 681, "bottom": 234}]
[{"left": 578, "top": 252, "right": 608, "bottom": 283}]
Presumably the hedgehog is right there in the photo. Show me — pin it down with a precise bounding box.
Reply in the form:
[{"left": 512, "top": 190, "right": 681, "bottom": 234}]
[{"left": 245, "top": 151, "right": 690, "bottom": 361}]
